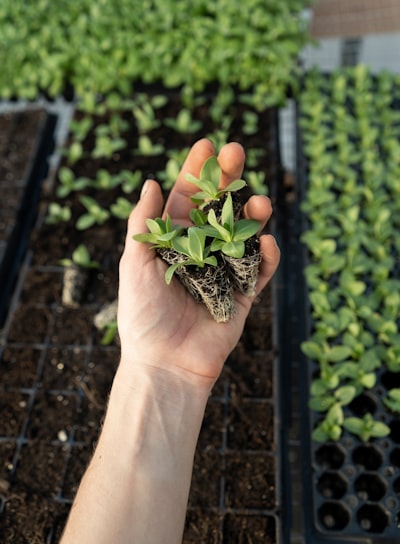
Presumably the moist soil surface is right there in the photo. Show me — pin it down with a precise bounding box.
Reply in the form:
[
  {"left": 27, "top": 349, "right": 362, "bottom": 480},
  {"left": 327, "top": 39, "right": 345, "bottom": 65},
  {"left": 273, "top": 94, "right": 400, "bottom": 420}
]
[{"left": 0, "top": 96, "right": 281, "bottom": 543}]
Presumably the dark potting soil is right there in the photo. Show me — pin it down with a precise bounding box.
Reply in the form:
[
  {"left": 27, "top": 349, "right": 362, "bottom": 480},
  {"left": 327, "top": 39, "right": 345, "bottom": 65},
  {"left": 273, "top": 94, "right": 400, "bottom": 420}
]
[{"left": 0, "top": 96, "right": 281, "bottom": 543}]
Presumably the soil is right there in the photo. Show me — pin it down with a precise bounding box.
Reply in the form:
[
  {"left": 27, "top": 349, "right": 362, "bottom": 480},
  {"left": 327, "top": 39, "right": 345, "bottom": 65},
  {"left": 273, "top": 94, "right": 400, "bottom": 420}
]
[{"left": 0, "top": 96, "right": 281, "bottom": 543}]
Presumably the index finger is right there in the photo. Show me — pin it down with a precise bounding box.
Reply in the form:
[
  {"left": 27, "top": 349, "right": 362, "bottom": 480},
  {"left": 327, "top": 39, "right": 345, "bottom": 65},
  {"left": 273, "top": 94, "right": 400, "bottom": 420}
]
[{"left": 163, "top": 138, "right": 215, "bottom": 223}]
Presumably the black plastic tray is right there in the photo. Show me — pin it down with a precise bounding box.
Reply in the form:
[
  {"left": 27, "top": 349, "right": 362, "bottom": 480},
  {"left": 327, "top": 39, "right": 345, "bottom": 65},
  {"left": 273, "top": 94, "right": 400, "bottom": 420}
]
[
  {"left": 294, "top": 97, "right": 400, "bottom": 543},
  {"left": 0, "top": 109, "right": 56, "bottom": 326}
]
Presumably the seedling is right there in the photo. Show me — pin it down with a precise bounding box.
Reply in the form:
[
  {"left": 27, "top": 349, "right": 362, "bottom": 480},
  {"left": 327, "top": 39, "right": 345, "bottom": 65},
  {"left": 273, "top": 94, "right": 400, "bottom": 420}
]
[
  {"left": 64, "top": 141, "right": 84, "bottom": 164},
  {"left": 132, "top": 101, "right": 160, "bottom": 133},
  {"left": 91, "top": 134, "right": 126, "bottom": 159},
  {"left": 185, "top": 155, "right": 246, "bottom": 208},
  {"left": 60, "top": 245, "right": 99, "bottom": 308},
  {"left": 246, "top": 170, "right": 268, "bottom": 196},
  {"left": 77, "top": 196, "right": 110, "bottom": 230},
  {"left": 120, "top": 169, "right": 142, "bottom": 194},
  {"left": 242, "top": 111, "right": 259, "bottom": 135},
  {"left": 59, "top": 244, "right": 100, "bottom": 270},
  {"left": 56, "top": 167, "right": 90, "bottom": 198},
  {"left": 45, "top": 203, "right": 71, "bottom": 224},
  {"left": 164, "top": 108, "right": 203, "bottom": 134},
  {"left": 343, "top": 413, "right": 390, "bottom": 443},
  {"left": 110, "top": 197, "right": 134, "bottom": 220},
  {"left": 312, "top": 403, "right": 344, "bottom": 442},
  {"left": 69, "top": 116, "right": 94, "bottom": 142},
  {"left": 202, "top": 193, "right": 260, "bottom": 258},
  {"left": 134, "top": 135, "right": 165, "bottom": 156},
  {"left": 90, "top": 169, "right": 122, "bottom": 190},
  {"left": 383, "top": 388, "right": 400, "bottom": 414},
  {"left": 309, "top": 384, "right": 356, "bottom": 413},
  {"left": 132, "top": 215, "right": 183, "bottom": 249},
  {"left": 165, "top": 227, "right": 218, "bottom": 285}
]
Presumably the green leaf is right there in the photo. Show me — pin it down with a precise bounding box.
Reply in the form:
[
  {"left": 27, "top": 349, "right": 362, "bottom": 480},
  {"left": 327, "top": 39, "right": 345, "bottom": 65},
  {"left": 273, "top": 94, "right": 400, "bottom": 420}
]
[
  {"left": 233, "top": 219, "right": 260, "bottom": 241},
  {"left": 190, "top": 208, "right": 207, "bottom": 226},
  {"left": 221, "top": 193, "right": 234, "bottom": 232},
  {"left": 201, "top": 156, "right": 220, "bottom": 190},
  {"left": 335, "top": 385, "right": 356, "bottom": 406},
  {"left": 172, "top": 236, "right": 191, "bottom": 257},
  {"left": 309, "top": 395, "right": 335, "bottom": 412},
  {"left": 187, "top": 227, "right": 205, "bottom": 262},
  {"left": 327, "top": 345, "right": 352, "bottom": 363},
  {"left": 165, "top": 263, "right": 183, "bottom": 285},
  {"left": 310, "top": 379, "right": 329, "bottom": 396},
  {"left": 222, "top": 241, "right": 245, "bottom": 258},
  {"left": 360, "top": 373, "right": 376, "bottom": 389},
  {"left": 76, "top": 214, "right": 97, "bottom": 230},
  {"left": 225, "top": 179, "right": 246, "bottom": 192},
  {"left": 207, "top": 209, "right": 229, "bottom": 240},
  {"left": 327, "top": 403, "right": 344, "bottom": 426},
  {"left": 301, "top": 341, "right": 322, "bottom": 360}
]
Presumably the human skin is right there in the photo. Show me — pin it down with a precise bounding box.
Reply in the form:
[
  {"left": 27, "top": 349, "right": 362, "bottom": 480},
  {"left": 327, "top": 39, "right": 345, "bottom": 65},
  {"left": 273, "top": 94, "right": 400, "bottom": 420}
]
[{"left": 60, "top": 139, "right": 280, "bottom": 544}]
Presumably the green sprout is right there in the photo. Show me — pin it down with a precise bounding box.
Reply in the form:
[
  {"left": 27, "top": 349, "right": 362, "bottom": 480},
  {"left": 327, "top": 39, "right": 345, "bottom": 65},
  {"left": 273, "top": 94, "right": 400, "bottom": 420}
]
[
  {"left": 202, "top": 193, "right": 260, "bottom": 258},
  {"left": 383, "top": 389, "right": 400, "bottom": 414},
  {"left": 343, "top": 413, "right": 390, "bottom": 443},
  {"left": 76, "top": 196, "right": 110, "bottom": 230},
  {"left": 165, "top": 227, "right": 218, "bottom": 285},
  {"left": 309, "top": 385, "right": 357, "bottom": 413},
  {"left": 134, "top": 135, "right": 165, "bottom": 156},
  {"left": 45, "top": 202, "right": 72, "bottom": 224},
  {"left": 59, "top": 244, "right": 100, "bottom": 270},
  {"left": 185, "top": 156, "right": 246, "bottom": 208},
  {"left": 164, "top": 108, "right": 203, "bottom": 134},
  {"left": 56, "top": 167, "right": 90, "bottom": 198},
  {"left": 110, "top": 197, "right": 134, "bottom": 220},
  {"left": 132, "top": 215, "right": 183, "bottom": 249},
  {"left": 312, "top": 403, "right": 344, "bottom": 442}
]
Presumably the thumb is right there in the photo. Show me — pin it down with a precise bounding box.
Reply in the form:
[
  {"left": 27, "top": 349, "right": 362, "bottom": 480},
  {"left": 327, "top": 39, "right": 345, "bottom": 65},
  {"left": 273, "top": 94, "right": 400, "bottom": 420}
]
[
  {"left": 127, "top": 179, "right": 164, "bottom": 239},
  {"left": 122, "top": 179, "right": 164, "bottom": 264}
]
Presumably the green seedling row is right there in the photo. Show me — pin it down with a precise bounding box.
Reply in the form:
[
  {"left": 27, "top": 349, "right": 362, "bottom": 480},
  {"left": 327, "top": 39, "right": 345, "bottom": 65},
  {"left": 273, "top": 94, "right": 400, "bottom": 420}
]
[
  {"left": 299, "top": 66, "right": 400, "bottom": 443},
  {"left": 0, "top": 0, "right": 311, "bottom": 106}
]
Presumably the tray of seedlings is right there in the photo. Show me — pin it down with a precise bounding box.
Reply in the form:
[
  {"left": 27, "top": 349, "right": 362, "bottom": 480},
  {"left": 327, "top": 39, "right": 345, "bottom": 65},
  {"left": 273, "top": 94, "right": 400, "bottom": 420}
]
[
  {"left": 295, "top": 66, "right": 400, "bottom": 543},
  {"left": 0, "top": 87, "right": 286, "bottom": 543}
]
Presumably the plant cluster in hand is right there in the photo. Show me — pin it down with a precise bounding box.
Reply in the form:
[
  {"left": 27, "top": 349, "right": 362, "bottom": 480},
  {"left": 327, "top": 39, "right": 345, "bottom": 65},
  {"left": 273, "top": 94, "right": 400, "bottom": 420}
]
[
  {"left": 300, "top": 67, "right": 400, "bottom": 443},
  {"left": 133, "top": 156, "right": 262, "bottom": 322}
]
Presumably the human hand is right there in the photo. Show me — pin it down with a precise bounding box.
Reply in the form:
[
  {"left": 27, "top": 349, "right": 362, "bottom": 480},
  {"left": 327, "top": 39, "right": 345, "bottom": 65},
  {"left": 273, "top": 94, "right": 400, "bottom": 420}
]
[{"left": 117, "top": 139, "right": 280, "bottom": 391}]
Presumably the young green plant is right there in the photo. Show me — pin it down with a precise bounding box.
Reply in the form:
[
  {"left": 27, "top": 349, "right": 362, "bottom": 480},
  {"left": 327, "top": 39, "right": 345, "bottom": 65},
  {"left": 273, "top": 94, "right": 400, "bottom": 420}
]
[
  {"left": 201, "top": 192, "right": 260, "bottom": 259},
  {"left": 185, "top": 155, "right": 246, "bottom": 208}
]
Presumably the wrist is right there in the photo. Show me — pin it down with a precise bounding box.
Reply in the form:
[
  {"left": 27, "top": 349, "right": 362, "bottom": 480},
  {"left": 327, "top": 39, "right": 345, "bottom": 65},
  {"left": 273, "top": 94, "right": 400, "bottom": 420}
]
[{"left": 117, "top": 347, "right": 219, "bottom": 396}]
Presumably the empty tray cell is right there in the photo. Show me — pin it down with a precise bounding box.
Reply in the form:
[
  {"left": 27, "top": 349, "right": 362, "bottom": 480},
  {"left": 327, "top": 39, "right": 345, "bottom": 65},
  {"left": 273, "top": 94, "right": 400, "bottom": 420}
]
[
  {"left": 0, "top": 391, "right": 30, "bottom": 438},
  {"left": 354, "top": 473, "right": 387, "bottom": 501},
  {"left": 352, "top": 444, "right": 384, "bottom": 471},
  {"left": 223, "top": 513, "right": 277, "bottom": 543},
  {"left": 0, "top": 347, "right": 41, "bottom": 387},
  {"left": 356, "top": 503, "right": 390, "bottom": 533},
  {"left": 317, "top": 471, "right": 348, "bottom": 500},
  {"left": 224, "top": 453, "right": 276, "bottom": 510},
  {"left": 318, "top": 501, "right": 351, "bottom": 532},
  {"left": 315, "top": 443, "right": 346, "bottom": 470}
]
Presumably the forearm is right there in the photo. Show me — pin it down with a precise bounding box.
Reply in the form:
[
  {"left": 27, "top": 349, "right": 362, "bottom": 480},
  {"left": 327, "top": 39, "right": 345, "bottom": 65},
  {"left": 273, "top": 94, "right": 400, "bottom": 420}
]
[{"left": 61, "top": 361, "right": 210, "bottom": 544}]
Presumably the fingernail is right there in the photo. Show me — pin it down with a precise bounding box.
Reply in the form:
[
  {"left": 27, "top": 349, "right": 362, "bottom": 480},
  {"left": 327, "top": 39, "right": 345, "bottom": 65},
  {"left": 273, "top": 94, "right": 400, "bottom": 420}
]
[{"left": 141, "top": 179, "right": 151, "bottom": 199}]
